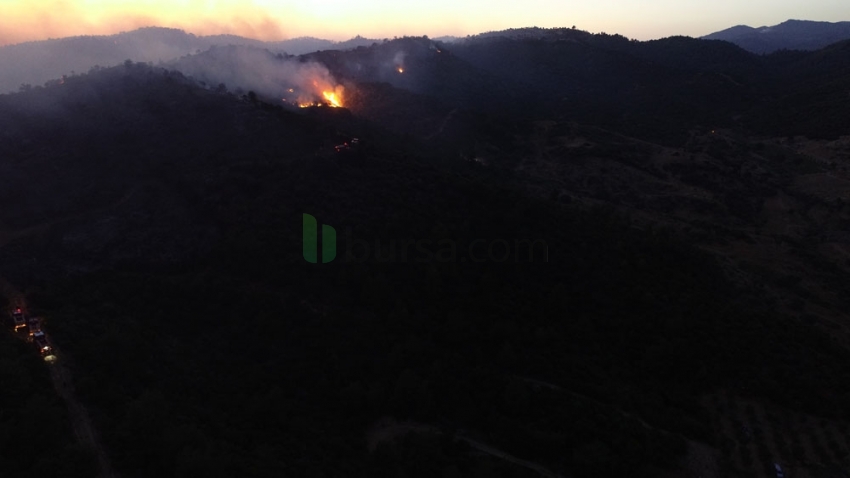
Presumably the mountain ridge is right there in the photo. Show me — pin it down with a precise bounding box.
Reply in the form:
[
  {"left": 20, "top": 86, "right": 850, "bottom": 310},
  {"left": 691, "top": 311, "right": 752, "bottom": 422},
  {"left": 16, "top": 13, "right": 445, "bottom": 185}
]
[
  {"left": 702, "top": 19, "right": 850, "bottom": 53},
  {"left": 0, "top": 26, "right": 380, "bottom": 94},
  {"left": 3, "top": 56, "right": 850, "bottom": 477},
  {"left": 3, "top": 27, "right": 850, "bottom": 476}
]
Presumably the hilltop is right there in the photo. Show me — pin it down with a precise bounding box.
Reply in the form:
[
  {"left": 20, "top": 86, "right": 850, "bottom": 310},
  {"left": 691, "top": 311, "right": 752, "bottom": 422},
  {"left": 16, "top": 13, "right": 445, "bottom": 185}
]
[
  {"left": 702, "top": 19, "right": 850, "bottom": 53},
  {"left": 2, "top": 29, "right": 850, "bottom": 478},
  {"left": 0, "top": 27, "right": 379, "bottom": 94}
]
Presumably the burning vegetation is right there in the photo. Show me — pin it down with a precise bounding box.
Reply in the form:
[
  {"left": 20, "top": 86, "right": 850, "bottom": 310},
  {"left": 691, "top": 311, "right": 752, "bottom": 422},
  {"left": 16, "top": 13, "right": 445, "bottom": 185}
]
[
  {"left": 284, "top": 81, "right": 345, "bottom": 108},
  {"left": 322, "top": 88, "right": 343, "bottom": 107},
  {"left": 165, "top": 45, "right": 348, "bottom": 110}
]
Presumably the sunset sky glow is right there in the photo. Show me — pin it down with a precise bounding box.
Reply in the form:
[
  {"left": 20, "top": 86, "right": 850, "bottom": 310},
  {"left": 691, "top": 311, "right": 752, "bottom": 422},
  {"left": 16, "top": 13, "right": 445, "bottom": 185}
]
[{"left": 0, "top": 0, "right": 846, "bottom": 46}]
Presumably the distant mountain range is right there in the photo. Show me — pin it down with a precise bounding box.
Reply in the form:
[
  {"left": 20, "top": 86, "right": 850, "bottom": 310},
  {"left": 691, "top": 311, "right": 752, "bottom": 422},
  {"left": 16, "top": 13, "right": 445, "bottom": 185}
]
[
  {"left": 3, "top": 23, "right": 850, "bottom": 478},
  {"left": 4, "top": 20, "right": 850, "bottom": 94},
  {"left": 702, "top": 19, "right": 850, "bottom": 54},
  {"left": 0, "top": 27, "right": 380, "bottom": 94}
]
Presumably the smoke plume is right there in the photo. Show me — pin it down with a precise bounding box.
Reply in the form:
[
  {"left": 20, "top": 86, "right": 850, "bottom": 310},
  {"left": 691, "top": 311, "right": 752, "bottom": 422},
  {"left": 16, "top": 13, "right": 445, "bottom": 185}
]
[{"left": 169, "top": 45, "right": 345, "bottom": 106}]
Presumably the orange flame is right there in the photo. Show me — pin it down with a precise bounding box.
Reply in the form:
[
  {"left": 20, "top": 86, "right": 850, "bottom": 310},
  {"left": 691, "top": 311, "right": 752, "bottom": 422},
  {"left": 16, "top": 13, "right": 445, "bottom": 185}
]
[
  {"left": 322, "top": 90, "right": 342, "bottom": 108},
  {"left": 289, "top": 80, "right": 344, "bottom": 108}
]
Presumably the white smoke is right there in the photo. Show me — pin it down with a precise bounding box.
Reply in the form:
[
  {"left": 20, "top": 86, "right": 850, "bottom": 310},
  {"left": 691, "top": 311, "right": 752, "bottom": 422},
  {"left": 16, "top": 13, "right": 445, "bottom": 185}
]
[
  {"left": 392, "top": 51, "right": 406, "bottom": 68},
  {"left": 170, "top": 45, "right": 343, "bottom": 105}
]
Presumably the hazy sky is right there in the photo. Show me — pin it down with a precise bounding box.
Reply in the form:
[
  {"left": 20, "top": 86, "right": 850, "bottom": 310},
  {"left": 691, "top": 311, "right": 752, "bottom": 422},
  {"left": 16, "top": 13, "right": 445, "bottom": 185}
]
[{"left": 0, "top": 0, "right": 846, "bottom": 46}]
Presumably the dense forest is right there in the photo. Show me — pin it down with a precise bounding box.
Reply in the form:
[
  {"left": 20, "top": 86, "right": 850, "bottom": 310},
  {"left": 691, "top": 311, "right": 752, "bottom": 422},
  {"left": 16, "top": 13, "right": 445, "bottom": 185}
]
[{"left": 2, "top": 29, "right": 850, "bottom": 477}]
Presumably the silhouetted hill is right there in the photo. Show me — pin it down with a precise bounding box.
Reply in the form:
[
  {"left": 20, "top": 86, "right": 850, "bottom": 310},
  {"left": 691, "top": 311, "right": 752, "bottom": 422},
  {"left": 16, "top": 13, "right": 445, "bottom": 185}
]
[
  {"left": 4, "top": 28, "right": 850, "bottom": 478},
  {"left": 462, "top": 26, "right": 596, "bottom": 42},
  {"left": 702, "top": 19, "right": 850, "bottom": 54},
  {"left": 334, "top": 35, "right": 383, "bottom": 50},
  {"left": 619, "top": 35, "right": 761, "bottom": 73},
  {"left": 433, "top": 35, "right": 461, "bottom": 43},
  {"left": 152, "top": 33, "right": 850, "bottom": 144},
  {"left": 433, "top": 33, "right": 848, "bottom": 141},
  {"left": 6, "top": 60, "right": 850, "bottom": 478},
  {"left": 0, "top": 27, "right": 380, "bottom": 94},
  {"left": 1, "top": 27, "right": 201, "bottom": 93},
  {"left": 135, "top": 32, "right": 850, "bottom": 160},
  {"left": 309, "top": 37, "right": 534, "bottom": 111}
]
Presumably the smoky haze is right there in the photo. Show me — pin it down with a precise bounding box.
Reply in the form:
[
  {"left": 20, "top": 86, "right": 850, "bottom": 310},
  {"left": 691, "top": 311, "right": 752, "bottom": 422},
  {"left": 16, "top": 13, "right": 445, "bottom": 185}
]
[
  {"left": 0, "top": 27, "right": 376, "bottom": 94},
  {"left": 168, "top": 45, "right": 344, "bottom": 106},
  {"left": 0, "top": 28, "right": 213, "bottom": 94}
]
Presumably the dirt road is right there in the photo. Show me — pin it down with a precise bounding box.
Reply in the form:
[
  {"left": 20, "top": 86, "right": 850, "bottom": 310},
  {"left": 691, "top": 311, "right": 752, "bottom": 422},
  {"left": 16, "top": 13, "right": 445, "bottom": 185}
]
[
  {"left": 47, "top": 349, "right": 120, "bottom": 478},
  {"left": 1, "top": 276, "right": 119, "bottom": 478}
]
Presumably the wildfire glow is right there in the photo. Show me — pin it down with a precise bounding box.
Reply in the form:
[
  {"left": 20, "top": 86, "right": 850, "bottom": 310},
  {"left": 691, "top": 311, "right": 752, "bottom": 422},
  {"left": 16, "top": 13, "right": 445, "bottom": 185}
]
[
  {"left": 287, "top": 80, "right": 344, "bottom": 108},
  {"left": 322, "top": 90, "right": 342, "bottom": 107}
]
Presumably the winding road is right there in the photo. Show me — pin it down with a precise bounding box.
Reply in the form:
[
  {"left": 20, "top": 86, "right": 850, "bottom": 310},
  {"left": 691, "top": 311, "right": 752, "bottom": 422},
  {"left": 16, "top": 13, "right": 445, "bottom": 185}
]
[{"left": 1, "top": 276, "right": 119, "bottom": 478}]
